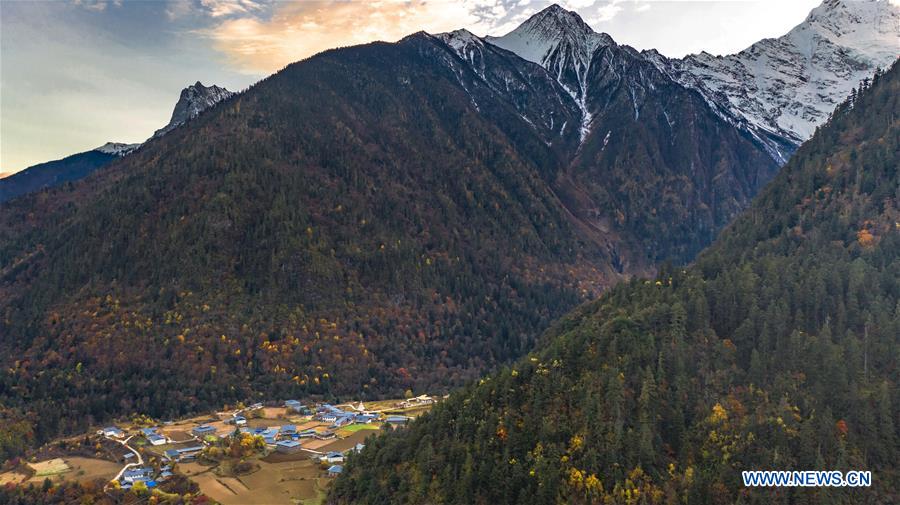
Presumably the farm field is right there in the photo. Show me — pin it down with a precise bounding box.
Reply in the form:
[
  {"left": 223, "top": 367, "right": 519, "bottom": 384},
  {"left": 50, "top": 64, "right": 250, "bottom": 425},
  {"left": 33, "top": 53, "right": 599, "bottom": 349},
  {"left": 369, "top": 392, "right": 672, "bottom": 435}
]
[
  {"left": 60, "top": 457, "right": 121, "bottom": 483},
  {"left": 190, "top": 457, "right": 326, "bottom": 505},
  {"left": 338, "top": 423, "right": 381, "bottom": 434},
  {"left": 158, "top": 428, "right": 195, "bottom": 443},
  {"left": 28, "top": 458, "right": 69, "bottom": 478},
  {"left": 21, "top": 457, "right": 119, "bottom": 484},
  {"left": 0, "top": 471, "right": 28, "bottom": 485},
  {"left": 317, "top": 431, "right": 374, "bottom": 453}
]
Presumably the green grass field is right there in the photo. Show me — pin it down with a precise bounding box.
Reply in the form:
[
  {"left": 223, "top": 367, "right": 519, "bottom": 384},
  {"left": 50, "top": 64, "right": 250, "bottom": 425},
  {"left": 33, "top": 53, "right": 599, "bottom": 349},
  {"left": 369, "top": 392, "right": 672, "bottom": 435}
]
[{"left": 339, "top": 424, "right": 381, "bottom": 433}]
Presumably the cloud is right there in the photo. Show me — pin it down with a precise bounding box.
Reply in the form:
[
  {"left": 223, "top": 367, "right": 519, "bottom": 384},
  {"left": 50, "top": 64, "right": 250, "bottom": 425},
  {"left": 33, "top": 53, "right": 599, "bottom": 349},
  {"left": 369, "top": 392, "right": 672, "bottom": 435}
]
[
  {"left": 195, "top": 0, "right": 641, "bottom": 74},
  {"left": 571, "top": 0, "right": 624, "bottom": 24},
  {"left": 72, "top": 0, "right": 122, "bottom": 12},
  {"left": 166, "top": 0, "right": 194, "bottom": 20},
  {"left": 199, "top": 0, "right": 265, "bottom": 17},
  {"left": 201, "top": 0, "right": 500, "bottom": 74},
  {"left": 166, "top": 0, "right": 267, "bottom": 20}
]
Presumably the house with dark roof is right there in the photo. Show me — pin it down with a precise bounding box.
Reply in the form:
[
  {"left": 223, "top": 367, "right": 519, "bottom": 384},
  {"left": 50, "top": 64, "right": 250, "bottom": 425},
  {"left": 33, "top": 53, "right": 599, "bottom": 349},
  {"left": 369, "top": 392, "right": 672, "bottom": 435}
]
[
  {"left": 192, "top": 424, "right": 216, "bottom": 436},
  {"left": 275, "top": 440, "right": 302, "bottom": 453},
  {"left": 165, "top": 445, "right": 204, "bottom": 462}
]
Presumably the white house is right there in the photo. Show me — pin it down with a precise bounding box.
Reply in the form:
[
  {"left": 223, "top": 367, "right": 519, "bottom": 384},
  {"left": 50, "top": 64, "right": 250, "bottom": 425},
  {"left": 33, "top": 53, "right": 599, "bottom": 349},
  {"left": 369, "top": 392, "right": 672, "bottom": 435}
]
[{"left": 100, "top": 426, "right": 124, "bottom": 438}]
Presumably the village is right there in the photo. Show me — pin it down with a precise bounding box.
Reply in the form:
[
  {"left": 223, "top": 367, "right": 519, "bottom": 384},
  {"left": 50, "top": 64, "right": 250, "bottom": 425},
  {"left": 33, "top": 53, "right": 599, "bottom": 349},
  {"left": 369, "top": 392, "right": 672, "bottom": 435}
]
[{"left": 0, "top": 394, "right": 439, "bottom": 504}]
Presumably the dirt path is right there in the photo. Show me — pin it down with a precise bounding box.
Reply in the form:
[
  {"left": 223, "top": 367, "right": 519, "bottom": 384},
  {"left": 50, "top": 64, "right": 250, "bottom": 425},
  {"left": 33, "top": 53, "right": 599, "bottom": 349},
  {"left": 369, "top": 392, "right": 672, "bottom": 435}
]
[{"left": 105, "top": 435, "right": 143, "bottom": 489}]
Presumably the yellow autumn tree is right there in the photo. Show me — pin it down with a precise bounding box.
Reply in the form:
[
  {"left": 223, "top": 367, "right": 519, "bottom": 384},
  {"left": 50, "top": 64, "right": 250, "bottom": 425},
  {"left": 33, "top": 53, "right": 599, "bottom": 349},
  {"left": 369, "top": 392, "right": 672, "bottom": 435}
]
[{"left": 857, "top": 228, "right": 876, "bottom": 248}]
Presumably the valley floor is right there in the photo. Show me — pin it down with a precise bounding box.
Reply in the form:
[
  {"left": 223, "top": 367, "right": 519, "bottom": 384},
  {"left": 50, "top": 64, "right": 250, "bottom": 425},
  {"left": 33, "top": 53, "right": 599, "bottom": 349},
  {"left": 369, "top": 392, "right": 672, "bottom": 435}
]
[{"left": 0, "top": 396, "right": 437, "bottom": 504}]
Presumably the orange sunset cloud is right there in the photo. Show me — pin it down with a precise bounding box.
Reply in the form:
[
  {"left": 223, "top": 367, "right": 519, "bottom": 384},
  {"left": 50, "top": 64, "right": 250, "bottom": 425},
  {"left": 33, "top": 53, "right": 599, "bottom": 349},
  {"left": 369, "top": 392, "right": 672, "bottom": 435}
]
[{"left": 202, "top": 0, "right": 503, "bottom": 74}]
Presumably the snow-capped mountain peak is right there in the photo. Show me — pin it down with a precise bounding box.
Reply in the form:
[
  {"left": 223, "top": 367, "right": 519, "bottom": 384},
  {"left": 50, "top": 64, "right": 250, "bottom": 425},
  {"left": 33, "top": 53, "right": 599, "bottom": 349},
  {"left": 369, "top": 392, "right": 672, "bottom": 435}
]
[
  {"left": 802, "top": 0, "right": 899, "bottom": 63},
  {"left": 152, "top": 81, "right": 234, "bottom": 139},
  {"left": 94, "top": 142, "right": 141, "bottom": 156},
  {"left": 485, "top": 4, "right": 616, "bottom": 142},
  {"left": 486, "top": 4, "right": 613, "bottom": 67},
  {"left": 654, "top": 0, "right": 898, "bottom": 157},
  {"left": 434, "top": 0, "right": 896, "bottom": 161},
  {"left": 439, "top": 29, "right": 483, "bottom": 52}
]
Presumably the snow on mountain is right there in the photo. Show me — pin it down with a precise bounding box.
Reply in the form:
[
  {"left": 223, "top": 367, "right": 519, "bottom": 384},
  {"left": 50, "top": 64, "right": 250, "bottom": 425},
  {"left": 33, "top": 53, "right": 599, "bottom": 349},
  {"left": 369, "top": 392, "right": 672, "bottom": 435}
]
[
  {"left": 94, "top": 142, "right": 141, "bottom": 156},
  {"left": 653, "top": 0, "right": 898, "bottom": 156},
  {"left": 439, "top": 29, "right": 484, "bottom": 55},
  {"left": 442, "top": 1, "right": 896, "bottom": 162},
  {"left": 433, "top": 28, "right": 584, "bottom": 149},
  {"left": 486, "top": 5, "right": 615, "bottom": 141},
  {"left": 436, "top": 29, "right": 490, "bottom": 78},
  {"left": 94, "top": 81, "right": 234, "bottom": 157},
  {"left": 486, "top": 4, "right": 612, "bottom": 67},
  {"left": 152, "top": 81, "right": 234, "bottom": 139}
]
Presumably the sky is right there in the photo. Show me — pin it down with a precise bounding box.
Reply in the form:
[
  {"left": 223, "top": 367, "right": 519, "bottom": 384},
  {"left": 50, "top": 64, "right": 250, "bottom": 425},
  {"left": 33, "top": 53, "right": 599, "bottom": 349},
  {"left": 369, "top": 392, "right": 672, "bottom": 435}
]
[{"left": 1, "top": 0, "right": 826, "bottom": 175}]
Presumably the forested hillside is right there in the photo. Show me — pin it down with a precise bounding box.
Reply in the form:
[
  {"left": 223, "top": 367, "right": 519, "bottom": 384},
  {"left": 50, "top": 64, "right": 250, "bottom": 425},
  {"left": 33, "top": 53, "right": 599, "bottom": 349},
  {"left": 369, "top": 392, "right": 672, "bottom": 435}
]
[
  {"left": 0, "top": 36, "right": 620, "bottom": 458},
  {"left": 329, "top": 61, "right": 899, "bottom": 504},
  {"left": 0, "top": 15, "right": 790, "bottom": 457}
]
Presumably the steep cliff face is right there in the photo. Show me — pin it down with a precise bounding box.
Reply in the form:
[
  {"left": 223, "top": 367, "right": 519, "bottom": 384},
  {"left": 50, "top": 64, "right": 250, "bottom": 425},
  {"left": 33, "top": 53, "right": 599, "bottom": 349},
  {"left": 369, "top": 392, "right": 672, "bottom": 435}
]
[{"left": 151, "top": 81, "right": 235, "bottom": 138}]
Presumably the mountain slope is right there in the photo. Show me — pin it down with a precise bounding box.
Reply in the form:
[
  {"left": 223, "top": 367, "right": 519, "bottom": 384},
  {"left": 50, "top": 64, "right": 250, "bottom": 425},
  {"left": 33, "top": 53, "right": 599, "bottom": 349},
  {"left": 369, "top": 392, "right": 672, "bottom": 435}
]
[
  {"left": 487, "top": 4, "right": 614, "bottom": 141},
  {"left": 563, "top": 40, "right": 781, "bottom": 263},
  {"left": 0, "top": 81, "right": 233, "bottom": 203},
  {"left": 0, "top": 35, "right": 625, "bottom": 453},
  {"left": 445, "top": 6, "right": 783, "bottom": 264},
  {"left": 329, "top": 61, "right": 900, "bottom": 504},
  {"left": 652, "top": 0, "right": 898, "bottom": 159},
  {"left": 0, "top": 150, "right": 117, "bottom": 203},
  {"left": 0, "top": 1, "right": 891, "bottom": 460}
]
